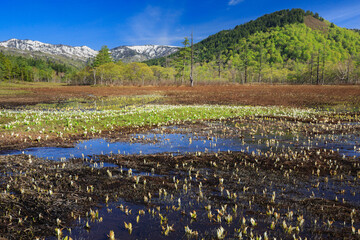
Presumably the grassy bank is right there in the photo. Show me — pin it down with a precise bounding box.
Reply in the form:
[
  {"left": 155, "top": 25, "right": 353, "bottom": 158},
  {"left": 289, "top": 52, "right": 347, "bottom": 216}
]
[{"left": 0, "top": 105, "right": 318, "bottom": 138}]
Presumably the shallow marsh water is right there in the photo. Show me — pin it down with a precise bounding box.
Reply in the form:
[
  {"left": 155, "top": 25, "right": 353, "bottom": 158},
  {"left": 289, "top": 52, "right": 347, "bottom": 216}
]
[
  {"left": 2, "top": 120, "right": 359, "bottom": 160},
  {"left": 1, "top": 119, "right": 360, "bottom": 239},
  {"left": 54, "top": 155, "right": 360, "bottom": 240}
]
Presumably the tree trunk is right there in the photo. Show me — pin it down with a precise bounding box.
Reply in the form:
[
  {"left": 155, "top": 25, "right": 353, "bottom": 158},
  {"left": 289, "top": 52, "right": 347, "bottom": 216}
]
[
  {"left": 93, "top": 70, "right": 97, "bottom": 85},
  {"left": 182, "top": 60, "right": 185, "bottom": 85},
  {"left": 310, "top": 53, "right": 313, "bottom": 84},
  {"left": 244, "top": 44, "right": 248, "bottom": 84},
  {"left": 218, "top": 60, "right": 221, "bottom": 81},
  {"left": 321, "top": 42, "right": 326, "bottom": 84},
  {"left": 316, "top": 49, "right": 320, "bottom": 85},
  {"left": 258, "top": 47, "right": 263, "bottom": 83},
  {"left": 244, "top": 63, "right": 248, "bottom": 84},
  {"left": 322, "top": 53, "right": 326, "bottom": 85},
  {"left": 346, "top": 56, "right": 352, "bottom": 84},
  {"left": 190, "top": 32, "right": 194, "bottom": 87}
]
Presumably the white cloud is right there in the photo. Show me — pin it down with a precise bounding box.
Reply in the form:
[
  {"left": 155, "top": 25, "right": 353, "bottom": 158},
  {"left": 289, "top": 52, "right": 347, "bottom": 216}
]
[
  {"left": 321, "top": 3, "right": 360, "bottom": 22},
  {"left": 191, "top": 17, "right": 249, "bottom": 40},
  {"left": 117, "top": 4, "right": 249, "bottom": 46},
  {"left": 120, "top": 6, "right": 184, "bottom": 46},
  {"left": 228, "top": 0, "right": 244, "bottom": 6},
  {"left": 321, "top": 3, "right": 360, "bottom": 29}
]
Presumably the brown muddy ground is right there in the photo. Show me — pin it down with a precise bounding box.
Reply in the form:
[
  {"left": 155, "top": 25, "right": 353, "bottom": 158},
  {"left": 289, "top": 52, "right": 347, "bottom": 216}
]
[{"left": 1, "top": 84, "right": 360, "bottom": 108}]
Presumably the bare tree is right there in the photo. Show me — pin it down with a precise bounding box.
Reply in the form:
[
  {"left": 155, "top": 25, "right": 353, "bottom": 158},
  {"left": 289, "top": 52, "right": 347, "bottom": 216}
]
[
  {"left": 316, "top": 48, "right": 321, "bottom": 85},
  {"left": 93, "top": 69, "right": 97, "bottom": 85},
  {"left": 216, "top": 51, "right": 225, "bottom": 81},
  {"left": 244, "top": 44, "right": 248, "bottom": 84},
  {"left": 309, "top": 53, "right": 314, "bottom": 84},
  {"left": 190, "top": 32, "right": 194, "bottom": 87},
  {"left": 320, "top": 39, "right": 327, "bottom": 84},
  {"left": 336, "top": 58, "right": 353, "bottom": 83},
  {"left": 258, "top": 45, "right": 263, "bottom": 83},
  {"left": 346, "top": 55, "right": 353, "bottom": 83}
]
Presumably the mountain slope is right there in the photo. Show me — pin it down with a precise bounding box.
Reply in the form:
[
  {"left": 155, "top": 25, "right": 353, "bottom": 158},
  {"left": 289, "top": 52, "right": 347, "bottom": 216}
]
[
  {"left": 195, "top": 8, "right": 308, "bottom": 61},
  {"left": 0, "top": 39, "right": 178, "bottom": 63},
  {"left": 0, "top": 39, "right": 97, "bottom": 61},
  {"left": 0, "top": 45, "right": 88, "bottom": 69},
  {"left": 111, "top": 45, "right": 178, "bottom": 62},
  {"left": 143, "top": 8, "right": 360, "bottom": 85},
  {"left": 146, "top": 9, "right": 333, "bottom": 66}
]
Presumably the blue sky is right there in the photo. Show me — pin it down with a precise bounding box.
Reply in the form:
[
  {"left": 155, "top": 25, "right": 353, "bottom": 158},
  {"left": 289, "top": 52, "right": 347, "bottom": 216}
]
[{"left": 0, "top": 0, "right": 359, "bottom": 49}]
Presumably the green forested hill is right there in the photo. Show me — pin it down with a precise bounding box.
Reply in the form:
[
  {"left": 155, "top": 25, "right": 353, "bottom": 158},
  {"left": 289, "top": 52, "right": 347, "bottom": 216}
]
[
  {"left": 0, "top": 52, "right": 77, "bottom": 82},
  {"left": 145, "top": 8, "right": 360, "bottom": 84},
  {"left": 146, "top": 9, "right": 321, "bottom": 65},
  {"left": 193, "top": 8, "right": 311, "bottom": 62}
]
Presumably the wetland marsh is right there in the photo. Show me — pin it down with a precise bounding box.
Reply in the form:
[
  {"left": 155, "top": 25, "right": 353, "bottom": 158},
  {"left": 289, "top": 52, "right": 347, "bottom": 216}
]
[{"left": 0, "top": 85, "right": 360, "bottom": 239}]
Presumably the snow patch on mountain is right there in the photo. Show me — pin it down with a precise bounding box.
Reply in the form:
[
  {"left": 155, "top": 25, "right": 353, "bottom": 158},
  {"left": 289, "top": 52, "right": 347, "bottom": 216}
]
[
  {"left": 111, "top": 45, "right": 179, "bottom": 62},
  {"left": 0, "top": 39, "right": 179, "bottom": 62},
  {"left": 0, "top": 39, "right": 98, "bottom": 60}
]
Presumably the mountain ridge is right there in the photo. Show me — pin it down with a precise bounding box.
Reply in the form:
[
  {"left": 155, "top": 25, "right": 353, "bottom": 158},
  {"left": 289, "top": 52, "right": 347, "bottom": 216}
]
[
  {"left": 111, "top": 45, "right": 179, "bottom": 62},
  {"left": 0, "top": 39, "right": 97, "bottom": 61},
  {"left": 0, "top": 38, "right": 179, "bottom": 63}
]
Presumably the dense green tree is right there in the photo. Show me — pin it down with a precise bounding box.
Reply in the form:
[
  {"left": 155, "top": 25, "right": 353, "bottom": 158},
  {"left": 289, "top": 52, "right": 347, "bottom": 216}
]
[
  {"left": 97, "top": 62, "right": 123, "bottom": 85},
  {"left": 93, "top": 46, "right": 113, "bottom": 68},
  {"left": 0, "top": 52, "right": 75, "bottom": 82},
  {"left": 0, "top": 52, "right": 12, "bottom": 80},
  {"left": 125, "top": 62, "right": 153, "bottom": 85},
  {"left": 176, "top": 38, "right": 191, "bottom": 84}
]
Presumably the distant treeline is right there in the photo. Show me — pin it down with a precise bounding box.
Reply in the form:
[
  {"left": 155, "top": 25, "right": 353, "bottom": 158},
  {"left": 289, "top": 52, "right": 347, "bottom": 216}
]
[
  {"left": 72, "top": 24, "right": 360, "bottom": 86},
  {"left": 74, "top": 13, "right": 359, "bottom": 86},
  {"left": 1, "top": 8, "right": 360, "bottom": 85},
  {"left": 72, "top": 62, "right": 176, "bottom": 86},
  {"left": 0, "top": 52, "right": 75, "bottom": 82}
]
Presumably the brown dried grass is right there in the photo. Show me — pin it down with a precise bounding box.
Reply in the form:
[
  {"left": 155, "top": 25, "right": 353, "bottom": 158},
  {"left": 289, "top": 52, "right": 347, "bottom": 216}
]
[{"left": 1, "top": 84, "right": 360, "bottom": 108}]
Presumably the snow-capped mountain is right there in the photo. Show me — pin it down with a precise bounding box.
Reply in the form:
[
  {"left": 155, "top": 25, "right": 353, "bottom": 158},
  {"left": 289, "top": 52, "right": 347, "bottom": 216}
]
[
  {"left": 111, "top": 45, "right": 179, "bottom": 62},
  {"left": 0, "top": 39, "right": 179, "bottom": 63},
  {"left": 0, "top": 39, "right": 97, "bottom": 60}
]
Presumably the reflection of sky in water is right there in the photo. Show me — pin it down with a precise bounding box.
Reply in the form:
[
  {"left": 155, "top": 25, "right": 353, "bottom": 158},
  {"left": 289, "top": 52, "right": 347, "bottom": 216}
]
[
  {"left": 1, "top": 128, "right": 359, "bottom": 161},
  {"left": 1, "top": 123, "right": 359, "bottom": 240},
  {"left": 1, "top": 133, "right": 255, "bottom": 160}
]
